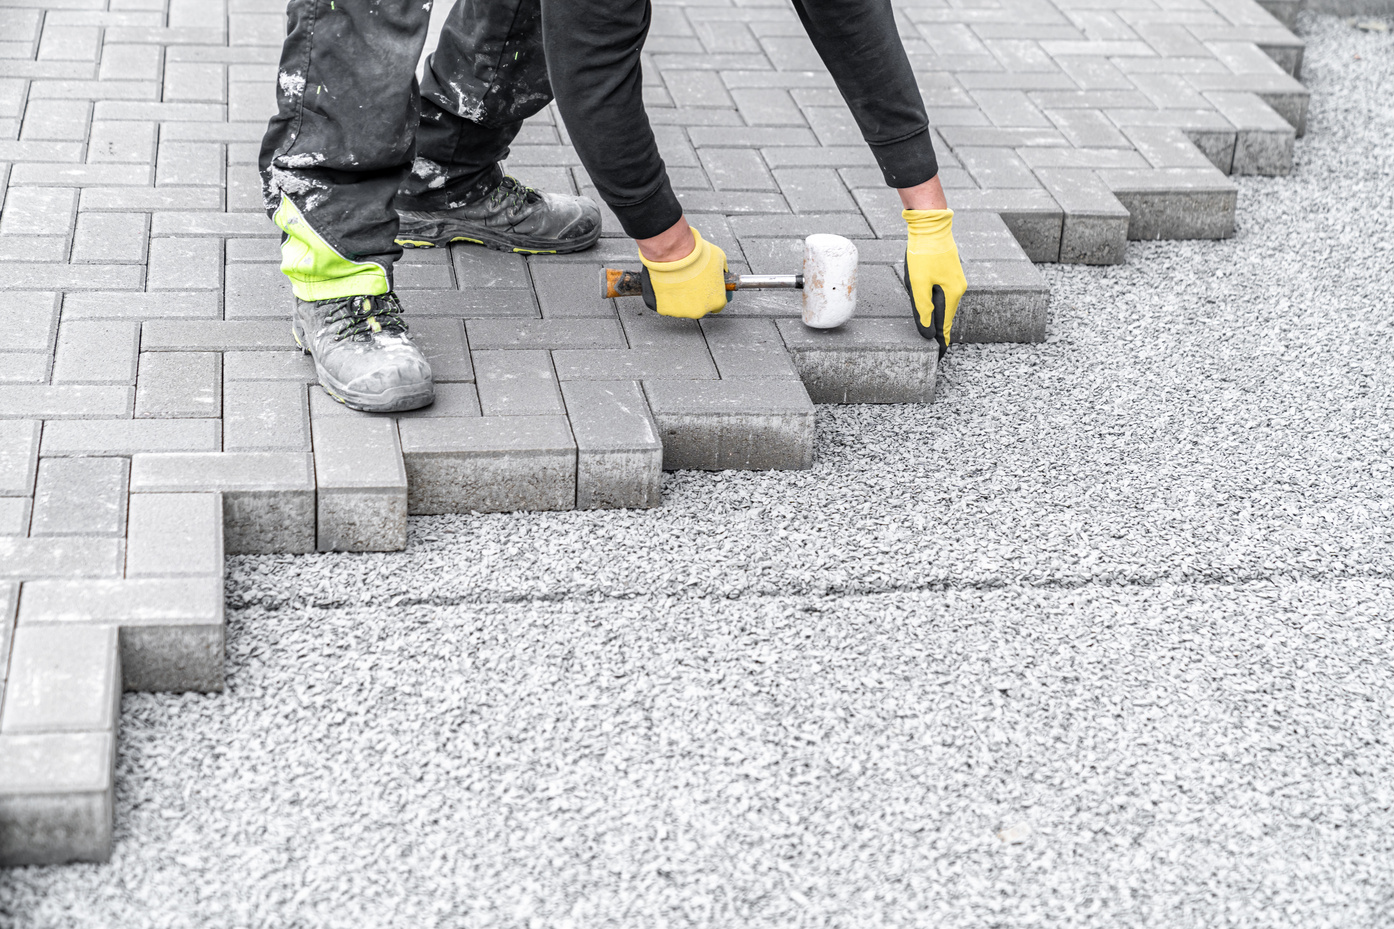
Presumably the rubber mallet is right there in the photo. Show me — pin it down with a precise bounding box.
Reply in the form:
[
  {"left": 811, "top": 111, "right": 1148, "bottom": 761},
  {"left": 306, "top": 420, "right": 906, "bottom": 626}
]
[{"left": 600, "top": 233, "right": 858, "bottom": 329}]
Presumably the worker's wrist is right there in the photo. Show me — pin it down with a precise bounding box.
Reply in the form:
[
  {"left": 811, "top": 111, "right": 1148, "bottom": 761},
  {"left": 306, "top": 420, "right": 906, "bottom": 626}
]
[
  {"left": 898, "top": 174, "right": 949, "bottom": 211},
  {"left": 636, "top": 216, "right": 696, "bottom": 263}
]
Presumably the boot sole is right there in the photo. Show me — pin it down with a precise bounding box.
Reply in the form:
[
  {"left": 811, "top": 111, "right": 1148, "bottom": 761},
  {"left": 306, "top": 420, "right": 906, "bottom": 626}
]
[
  {"left": 394, "top": 221, "right": 601, "bottom": 256},
  {"left": 292, "top": 322, "right": 436, "bottom": 414}
]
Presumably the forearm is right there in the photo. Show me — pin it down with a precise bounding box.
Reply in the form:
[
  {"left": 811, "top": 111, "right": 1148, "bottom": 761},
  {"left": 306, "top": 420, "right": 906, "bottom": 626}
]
[
  {"left": 791, "top": 0, "right": 939, "bottom": 189},
  {"left": 539, "top": 0, "right": 681, "bottom": 240}
]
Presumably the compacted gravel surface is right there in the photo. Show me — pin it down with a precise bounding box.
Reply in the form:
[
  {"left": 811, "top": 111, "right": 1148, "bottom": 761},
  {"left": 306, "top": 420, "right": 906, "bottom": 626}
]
[{"left": 4, "top": 13, "right": 1392, "bottom": 929}]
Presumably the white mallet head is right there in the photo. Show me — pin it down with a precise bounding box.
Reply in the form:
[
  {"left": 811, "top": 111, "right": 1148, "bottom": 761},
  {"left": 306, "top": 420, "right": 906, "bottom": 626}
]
[{"left": 801, "top": 234, "right": 858, "bottom": 329}]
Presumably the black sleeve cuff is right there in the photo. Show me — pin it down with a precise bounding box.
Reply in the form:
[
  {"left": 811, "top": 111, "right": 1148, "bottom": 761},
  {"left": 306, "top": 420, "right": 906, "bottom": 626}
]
[
  {"left": 606, "top": 171, "right": 684, "bottom": 241},
  {"left": 871, "top": 127, "right": 939, "bottom": 189}
]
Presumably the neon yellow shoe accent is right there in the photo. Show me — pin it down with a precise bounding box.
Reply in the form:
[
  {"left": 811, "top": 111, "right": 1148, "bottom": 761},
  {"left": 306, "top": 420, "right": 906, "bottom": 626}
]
[
  {"left": 511, "top": 247, "right": 558, "bottom": 255},
  {"left": 395, "top": 239, "right": 436, "bottom": 248},
  {"left": 274, "top": 196, "right": 389, "bottom": 302},
  {"left": 449, "top": 236, "right": 484, "bottom": 245}
]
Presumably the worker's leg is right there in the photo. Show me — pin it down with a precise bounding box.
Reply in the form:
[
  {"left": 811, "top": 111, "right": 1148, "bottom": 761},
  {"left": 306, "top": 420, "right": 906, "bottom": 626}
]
[
  {"left": 261, "top": 0, "right": 432, "bottom": 296},
  {"left": 789, "top": 0, "right": 939, "bottom": 189},
  {"left": 395, "top": 0, "right": 601, "bottom": 253},
  {"left": 260, "top": 0, "right": 435, "bottom": 412}
]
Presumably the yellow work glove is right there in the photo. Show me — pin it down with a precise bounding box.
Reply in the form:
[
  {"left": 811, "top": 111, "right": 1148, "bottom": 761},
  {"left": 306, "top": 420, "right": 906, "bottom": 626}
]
[
  {"left": 904, "top": 209, "right": 968, "bottom": 357},
  {"left": 639, "top": 228, "right": 728, "bottom": 320}
]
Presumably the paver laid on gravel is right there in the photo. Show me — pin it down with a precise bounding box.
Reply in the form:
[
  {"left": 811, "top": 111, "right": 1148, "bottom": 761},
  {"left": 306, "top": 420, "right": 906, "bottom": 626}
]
[{"left": 0, "top": 0, "right": 1359, "bottom": 889}]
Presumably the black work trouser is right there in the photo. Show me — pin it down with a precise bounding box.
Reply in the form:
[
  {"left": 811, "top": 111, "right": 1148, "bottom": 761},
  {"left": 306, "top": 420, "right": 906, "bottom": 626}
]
[{"left": 261, "top": 0, "right": 937, "bottom": 286}]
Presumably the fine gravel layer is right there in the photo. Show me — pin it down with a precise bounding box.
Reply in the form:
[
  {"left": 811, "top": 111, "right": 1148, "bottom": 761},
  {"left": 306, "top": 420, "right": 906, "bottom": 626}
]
[{"left": 4, "top": 13, "right": 1393, "bottom": 929}]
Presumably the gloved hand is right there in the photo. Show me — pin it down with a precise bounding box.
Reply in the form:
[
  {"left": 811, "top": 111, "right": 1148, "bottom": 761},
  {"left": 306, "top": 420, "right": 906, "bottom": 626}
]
[
  {"left": 904, "top": 209, "right": 968, "bottom": 357},
  {"left": 639, "top": 228, "right": 728, "bottom": 319}
]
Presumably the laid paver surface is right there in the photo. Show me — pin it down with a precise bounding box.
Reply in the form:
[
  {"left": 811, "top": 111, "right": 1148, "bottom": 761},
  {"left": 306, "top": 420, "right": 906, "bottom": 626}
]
[{"left": 0, "top": 0, "right": 1355, "bottom": 889}]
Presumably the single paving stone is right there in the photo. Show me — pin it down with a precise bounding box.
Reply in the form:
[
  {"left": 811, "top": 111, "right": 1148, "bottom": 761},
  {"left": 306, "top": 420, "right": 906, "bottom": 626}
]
[
  {"left": 957, "top": 259, "right": 1051, "bottom": 344},
  {"left": 700, "top": 148, "right": 779, "bottom": 191},
  {"left": 62, "top": 291, "right": 220, "bottom": 320},
  {"left": 0, "top": 354, "right": 50, "bottom": 384},
  {"left": 0, "top": 732, "right": 115, "bottom": 866},
  {"left": 8, "top": 162, "right": 151, "bottom": 187},
  {"left": 450, "top": 245, "right": 532, "bottom": 289},
  {"left": 310, "top": 416, "right": 408, "bottom": 552},
  {"left": 0, "top": 262, "right": 143, "bottom": 292},
  {"left": 0, "top": 386, "right": 133, "bottom": 420},
  {"left": 5, "top": 294, "right": 58, "bottom": 355},
  {"left": 643, "top": 378, "right": 815, "bottom": 470},
  {"left": 0, "top": 538, "right": 124, "bottom": 580},
  {"left": 18, "top": 577, "right": 225, "bottom": 693},
  {"left": 135, "top": 351, "right": 221, "bottom": 418},
  {"left": 125, "top": 493, "right": 223, "bottom": 579},
  {"left": 50, "top": 319, "right": 140, "bottom": 385},
  {"left": 776, "top": 318, "right": 939, "bottom": 404},
  {"left": 222, "top": 351, "right": 316, "bottom": 382},
  {"left": 466, "top": 318, "right": 626, "bottom": 351},
  {"left": 699, "top": 317, "right": 800, "bottom": 378},
  {"left": 222, "top": 380, "right": 310, "bottom": 452},
  {"left": 224, "top": 262, "right": 289, "bottom": 318},
  {"left": 1205, "top": 90, "right": 1296, "bottom": 175},
  {"left": 162, "top": 61, "right": 227, "bottom": 103},
  {"left": 0, "top": 499, "right": 30, "bottom": 535},
  {"left": 141, "top": 319, "right": 290, "bottom": 352},
  {"left": 473, "top": 350, "right": 566, "bottom": 416},
  {"left": 0, "top": 624, "right": 120, "bottom": 734},
  {"left": 129, "top": 451, "right": 315, "bottom": 554},
  {"left": 402, "top": 288, "right": 538, "bottom": 318},
  {"left": 561, "top": 380, "right": 663, "bottom": 510},
  {"left": 1033, "top": 167, "right": 1131, "bottom": 265},
  {"left": 403, "top": 318, "right": 475, "bottom": 383},
  {"left": 0, "top": 186, "right": 77, "bottom": 236},
  {"left": 29, "top": 457, "right": 129, "bottom": 538},
  {"left": 155, "top": 140, "right": 225, "bottom": 187},
  {"left": 398, "top": 416, "right": 577, "bottom": 515},
  {"left": 39, "top": 419, "right": 221, "bottom": 456},
  {"left": 553, "top": 345, "right": 720, "bottom": 381},
  {"left": 146, "top": 236, "right": 222, "bottom": 291},
  {"left": 70, "top": 211, "right": 150, "bottom": 264},
  {"left": 530, "top": 262, "right": 621, "bottom": 317},
  {"left": 98, "top": 43, "right": 161, "bottom": 81},
  {"left": 18, "top": 99, "right": 90, "bottom": 141},
  {"left": 0, "top": 420, "right": 41, "bottom": 496},
  {"left": 78, "top": 185, "right": 223, "bottom": 212}
]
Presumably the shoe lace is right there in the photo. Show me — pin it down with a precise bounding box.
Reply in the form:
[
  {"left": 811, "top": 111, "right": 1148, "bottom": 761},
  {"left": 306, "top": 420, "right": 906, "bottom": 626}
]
[
  {"left": 487, "top": 175, "right": 540, "bottom": 213},
  {"left": 327, "top": 292, "right": 409, "bottom": 341}
]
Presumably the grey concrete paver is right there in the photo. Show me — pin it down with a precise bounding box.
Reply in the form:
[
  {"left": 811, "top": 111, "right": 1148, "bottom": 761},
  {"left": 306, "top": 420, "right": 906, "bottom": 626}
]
[{"left": 0, "top": 0, "right": 1319, "bottom": 868}]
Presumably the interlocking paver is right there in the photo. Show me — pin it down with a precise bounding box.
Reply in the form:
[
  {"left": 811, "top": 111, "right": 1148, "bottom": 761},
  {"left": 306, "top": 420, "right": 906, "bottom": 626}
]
[
  {"left": 19, "top": 577, "right": 225, "bottom": 692},
  {"left": 125, "top": 493, "right": 223, "bottom": 578},
  {"left": 310, "top": 417, "right": 408, "bottom": 553},
  {"left": 0, "top": 0, "right": 1317, "bottom": 866},
  {"left": 0, "top": 624, "right": 120, "bottom": 734},
  {"left": 29, "top": 457, "right": 129, "bottom": 538},
  {"left": 134, "top": 352, "right": 221, "bottom": 419}
]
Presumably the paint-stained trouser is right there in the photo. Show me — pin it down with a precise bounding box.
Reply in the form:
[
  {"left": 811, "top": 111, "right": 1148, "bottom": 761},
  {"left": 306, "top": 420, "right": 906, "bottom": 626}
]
[
  {"left": 263, "top": 0, "right": 939, "bottom": 299},
  {"left": 261, "top": 0, "right": 551, "bottom": 295}
]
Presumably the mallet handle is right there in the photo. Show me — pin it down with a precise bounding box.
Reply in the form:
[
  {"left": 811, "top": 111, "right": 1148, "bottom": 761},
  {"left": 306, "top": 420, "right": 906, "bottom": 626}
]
[{"left": 601, "top": 269, "right": 803, "bottom": 299}]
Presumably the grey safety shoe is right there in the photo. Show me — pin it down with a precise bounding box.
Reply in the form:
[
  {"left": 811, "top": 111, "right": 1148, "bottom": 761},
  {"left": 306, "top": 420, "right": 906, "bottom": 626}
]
[
  {"left": 396, "top": 175, "right": 601, "bottom": 254},
  {"left": 291, "top": 292, "right": 435, "bottom": 413}
]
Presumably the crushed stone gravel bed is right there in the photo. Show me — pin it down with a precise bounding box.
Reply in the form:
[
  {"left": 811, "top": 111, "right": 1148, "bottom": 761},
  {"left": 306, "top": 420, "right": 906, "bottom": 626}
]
[{"left": 3, "top": 12, "right": 1392, "bottom": 929}]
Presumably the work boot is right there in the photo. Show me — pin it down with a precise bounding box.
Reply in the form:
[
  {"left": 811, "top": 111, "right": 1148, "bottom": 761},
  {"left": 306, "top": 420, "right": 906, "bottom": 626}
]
[
  {"left": 396, "top": 175, "right": 601, "bottom": 254},
  {"left": 292, "top": 292, "right": 435, "bottom": 413}
]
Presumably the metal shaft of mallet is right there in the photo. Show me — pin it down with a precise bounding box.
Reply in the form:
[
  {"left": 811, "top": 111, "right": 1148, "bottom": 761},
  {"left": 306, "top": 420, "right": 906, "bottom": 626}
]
[
  {"left": 731, "top": 274, "right": 803, "bottom": 290},
  {"left": 600, "top": 269, "right": 801, "bottom": 298}
]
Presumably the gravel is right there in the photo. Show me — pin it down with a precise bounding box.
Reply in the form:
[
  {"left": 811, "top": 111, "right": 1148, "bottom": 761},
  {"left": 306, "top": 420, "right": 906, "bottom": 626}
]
[{"left": 4, "top": 13, "right": 1393, "bottom": 929}]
